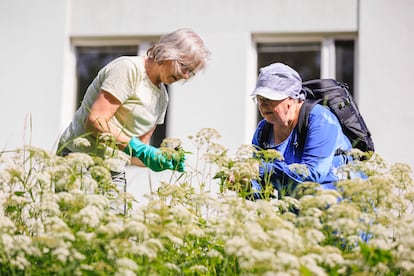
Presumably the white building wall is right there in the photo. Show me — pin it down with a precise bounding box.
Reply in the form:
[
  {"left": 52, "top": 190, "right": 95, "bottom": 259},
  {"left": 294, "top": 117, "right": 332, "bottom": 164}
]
[
  {"left": 1, "top": 0, "right": 413, "bottom": 199},
  {"left": 358, "top": 0, "right": 414, "bottom": 168},
  {"left": 0, "top": 0, "right": 69, "bottom": 151}
]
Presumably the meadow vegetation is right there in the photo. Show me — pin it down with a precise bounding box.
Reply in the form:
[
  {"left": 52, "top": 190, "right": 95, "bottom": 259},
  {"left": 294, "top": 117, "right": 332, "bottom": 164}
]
[{"left": 0, "top": 128, "right": 413, "bottom": 275}]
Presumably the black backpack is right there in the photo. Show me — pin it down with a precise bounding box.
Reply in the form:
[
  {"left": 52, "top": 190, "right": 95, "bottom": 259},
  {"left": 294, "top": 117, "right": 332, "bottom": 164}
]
[{"left": 259, "top": 79, "right": 375, "bottom": 157}]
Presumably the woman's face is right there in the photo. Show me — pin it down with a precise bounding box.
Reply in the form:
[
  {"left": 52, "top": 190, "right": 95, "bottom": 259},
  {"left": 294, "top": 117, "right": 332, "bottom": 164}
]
[
  {"left": 256, "top": 96, "right": 294, "bottom": 126},
  {"left": 159, "top": 60, "right": 194, "bottom": 85}
]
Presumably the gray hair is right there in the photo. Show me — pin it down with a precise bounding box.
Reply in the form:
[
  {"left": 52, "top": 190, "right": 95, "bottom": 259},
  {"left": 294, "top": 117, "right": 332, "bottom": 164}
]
[{"left": 147, "top": 28, "right": 210, "bottom": 77}]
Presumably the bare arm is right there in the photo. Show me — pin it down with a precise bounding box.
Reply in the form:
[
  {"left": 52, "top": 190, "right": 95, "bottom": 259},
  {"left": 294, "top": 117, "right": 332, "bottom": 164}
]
[
  {"left": 86, "top": 90, "right": 131, "bottom": 149},
  {"left": 86, "top": 90, "right": 158, "bottom": 167}
]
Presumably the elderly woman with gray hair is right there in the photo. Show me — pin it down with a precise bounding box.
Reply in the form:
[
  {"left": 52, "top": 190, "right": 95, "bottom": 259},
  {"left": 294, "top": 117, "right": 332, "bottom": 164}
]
[
  {"left": 57, "top": 28, "right": 210, "bottom": 201},
  {"left": 59, "top": 28, "right": 209, "bottom": 170},
  {"left": 250, "top": 63, "right": 352, "bottom": 198}
]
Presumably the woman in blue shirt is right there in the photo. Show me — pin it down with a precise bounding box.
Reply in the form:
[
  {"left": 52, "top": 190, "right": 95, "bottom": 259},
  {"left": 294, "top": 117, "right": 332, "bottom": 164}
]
[{"left": 250, "top": 63, "right": 352, "bottom": 198}]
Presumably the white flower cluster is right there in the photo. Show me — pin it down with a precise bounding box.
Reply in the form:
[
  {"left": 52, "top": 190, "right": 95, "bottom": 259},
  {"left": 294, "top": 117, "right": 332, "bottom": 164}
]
[{"left": 0, "top": 132, "right": 413, "bottom": 275}]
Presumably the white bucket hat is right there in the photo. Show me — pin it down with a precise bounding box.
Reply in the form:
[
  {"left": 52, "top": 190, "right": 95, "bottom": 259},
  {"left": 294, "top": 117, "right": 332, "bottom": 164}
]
[{"left": 251, "top": 63, "right": 305, "bottom": 101}]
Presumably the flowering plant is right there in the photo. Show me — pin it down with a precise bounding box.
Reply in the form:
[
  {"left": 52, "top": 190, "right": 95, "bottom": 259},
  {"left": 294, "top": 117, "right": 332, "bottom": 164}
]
[{"left": 0, "top": 129, "right": 413, "bottom": 275}]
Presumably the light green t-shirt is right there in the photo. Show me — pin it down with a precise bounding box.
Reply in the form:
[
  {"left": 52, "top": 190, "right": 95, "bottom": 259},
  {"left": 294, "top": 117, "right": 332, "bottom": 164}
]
[{"left": 59, "top": 56, "right": 168, "bottom": 153}]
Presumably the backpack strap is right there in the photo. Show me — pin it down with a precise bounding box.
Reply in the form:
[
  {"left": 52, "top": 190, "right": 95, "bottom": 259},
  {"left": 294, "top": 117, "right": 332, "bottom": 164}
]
[
  {"left": 297, "top": 99, "right": 319, "bottom": 150},
  {"left": 258, "top": 121, "right": 272, "bottom": 149}
]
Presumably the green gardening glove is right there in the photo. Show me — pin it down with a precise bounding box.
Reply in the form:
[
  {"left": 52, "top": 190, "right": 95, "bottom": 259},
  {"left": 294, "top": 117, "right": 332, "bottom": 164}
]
[{"left": 125, "top": 137, "right": 174, "bottom": 172}]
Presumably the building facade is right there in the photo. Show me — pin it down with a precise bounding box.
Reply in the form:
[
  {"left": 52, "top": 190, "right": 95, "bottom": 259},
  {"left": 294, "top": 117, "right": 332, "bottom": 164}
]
[{"left": 1, "top": 0, "right": 413, "bottom": 198}]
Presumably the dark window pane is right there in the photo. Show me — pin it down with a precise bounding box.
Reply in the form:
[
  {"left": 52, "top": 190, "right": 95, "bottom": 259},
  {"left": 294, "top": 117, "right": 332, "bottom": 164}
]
[
  {"left": 76, "top": 46, "right": 137, "bottom": 108},
  {"left": 335, "top": 40, "right": 355, "bottom": 96},
  {"left": 257, "top": 43, "right": 321, "bottom": 81}
]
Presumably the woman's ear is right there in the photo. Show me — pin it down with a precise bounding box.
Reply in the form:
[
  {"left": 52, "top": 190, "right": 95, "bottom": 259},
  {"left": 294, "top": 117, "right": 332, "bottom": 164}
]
[{"left": 287, "top": 97, "right": 296, "bottom": 108}]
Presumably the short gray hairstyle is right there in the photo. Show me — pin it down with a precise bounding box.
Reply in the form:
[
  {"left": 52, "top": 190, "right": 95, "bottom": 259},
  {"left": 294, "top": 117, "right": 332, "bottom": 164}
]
[{"left": 147, "top": 28, "right": 210, "bottom": 77}]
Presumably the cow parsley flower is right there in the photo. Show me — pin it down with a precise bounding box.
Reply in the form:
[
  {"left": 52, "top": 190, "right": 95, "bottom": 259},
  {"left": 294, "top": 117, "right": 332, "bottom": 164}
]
[
  {"left": 116, "top": 257, "right": 138, "bottom": 271},
  {"left": 73, "top": 137, "right": 91, "bottom": 149},
  {"left": 75, "top": 205, "right": 104, "bottom": 228}
]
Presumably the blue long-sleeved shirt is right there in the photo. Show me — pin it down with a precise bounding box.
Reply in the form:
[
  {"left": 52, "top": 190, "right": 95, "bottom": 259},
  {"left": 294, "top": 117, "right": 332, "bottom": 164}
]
[{"left": 252, "top": 104, "right": 352, "bottom": 196}]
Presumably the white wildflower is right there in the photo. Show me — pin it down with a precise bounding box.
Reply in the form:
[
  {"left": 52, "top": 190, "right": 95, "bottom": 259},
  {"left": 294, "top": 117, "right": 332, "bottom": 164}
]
[
  {"left": 164, "top": 262, "right": 181, "bottom": 273},
  {"left": 1, "top": 234, "right": 15, "bottom": 252},
  {"left": 9, "top": 255, "right": 30, "bottom": 270},
  {"left": 75, "top": 205, "right": 104, "bottom": 228},
  {"left": 14, "top": 235, "right": 40, "bottom": 256},
  {"left": 9, "top": 193, "right": 31, "bottom": 206},
  {"left": 397, "top": 260, "right": 414, "bottom": 274},
  {"left": 235, "top": 144, "right": 257, "bottom": 160},
  {"left": 275, "top": 252, "right": 300, "bottom": 270},
  {"left": 76, "top": 231, "right": 96, "bottom": 242},
  {"left": 34, "top": 171, "right": 51, "bottom": 187},
  {"left": 163, "top": 233, "right": 183, "bottom": 246},
  {"left": 85, "top": 194, "right": 110, "bottom": 209},
  {"left": 99, "top": 132, "right": 116, "bottom": 143},
  {"left": 66, "top": 152, "right": 95, "bottom": 168},
  {"left": 116, "top": 257, "right": 138, "bottom": 271},
  {"left": 244, "top": 222, "right": 268, "bottom": 244},
  {"left": 80, "top": 176, "right": 98, "bottom": 193},
  {"left": 123, "top": 220, "right": 148, "bottom": 238},
  {"left": 207, "top": 249, "right": 223, "bottom": 260},
  {"left": 43, "top": 216, "right": 68, "bottom": 231},
  {"left": 189, "top": 265, "right": 208, "bottom": 274},
  {"left": 160, "top": 137, "right": 182, "bottom": 149},
  {"left": 300, "top": 254, "right": 327, "bottom": 276},
  {"left": 170, "top": 204, "right": 194, "bottom": 222},
  {"left": 53, "top": 247, "right": 70, "bottom": 264},
  {"left": 328, "top": 218, "right": 360, "bottom": 236},
  {"left": 370, "top": 263, "right": 391, "bottom": 275},
  {"left": 225, "top": 236, "right": 250, "bottom": 255},
  {"left": 80, "top": 264, "right": 94, "bottom": 272},
  {"left": 326, "top": 203, "right": 360, "bottom": 220},
  {"left": 25, "top": 217, "right": 44, "bottom": 235},
  {"left": 191, "top": 128, "right": 221, "bottom": 147},
  {"left": 185, "top": 224, "right": 205, "bottom": 238},
  {"left": 203, "top": 143, "right": 228, "bottom": 164},
  {"left": 0, "top": 216, "right": 16, "bottom": 231},
  {"left": 281, "top": 196, "right": 301, "bottom": 211},
  {"left": 305, "top": 229, "right": 326, "bottom": 245},
  {"left": 72, "top": 137, "right": 91, "bottom": 148},
  {"left": 0, "top": 170, "right": 11, "bottom": 184},
  {"left": 288, "top": 163, "right": 310, "bottom": 177},
  {"left": 39, "top": 194, "right": 61, "bottom": 216},
  {"left": 249, "top": 248, "right": 277, "bottom": 265},
  {"left": 98, "top": 221, "right": 123, "bottom": 236},
  {"left": 135, "top": 244, "right": 157, "bottom": 260},
  {"left": 268, "top": 228, "right": 303, "bottom": 252},
  {"left": 297, "top": 216, "right": 323, "bottom": 229},
  {"left": 115, "top": 269, "right": 136, "bottom": 276},
  {"left": 321, "top": 251, "right": 344, "bottom": 268},
  {"left": 103, "top": 158, "right": 127, "bottom": 173},
  {"left": 56, "top": 191, "right": 74, "bottom": 203},
  {"left": 71, "top": 250, "right": 86, "bottom": 262}
]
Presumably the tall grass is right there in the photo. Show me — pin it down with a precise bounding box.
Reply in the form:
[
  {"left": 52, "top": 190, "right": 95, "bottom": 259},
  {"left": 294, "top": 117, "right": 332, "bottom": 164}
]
[{"left": 0, "top": 128, "right": 413, "bottom": 275}]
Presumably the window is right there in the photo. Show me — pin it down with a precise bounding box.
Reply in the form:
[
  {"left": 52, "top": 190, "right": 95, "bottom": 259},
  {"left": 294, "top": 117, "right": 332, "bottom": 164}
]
[
  {"left": 255, "top": 36, "right": 355, "bottom": 121},
  {"left": 74, "top": 43, "right": 167, "bottom": 147},
  {"left": 76, "top": 46, "right": 137, "bottom": 109},
  {"left": 335, "top": 40, "right": 355, "bottom": 94},
  {"left": 257, "top": 42, "right": 321, "bottom": 81}
]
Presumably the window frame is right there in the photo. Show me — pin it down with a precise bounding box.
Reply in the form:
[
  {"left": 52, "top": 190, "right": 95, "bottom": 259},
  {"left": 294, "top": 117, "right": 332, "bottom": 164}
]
[{"left": 252, "top": 32, "right": 357, "bottom": 80}]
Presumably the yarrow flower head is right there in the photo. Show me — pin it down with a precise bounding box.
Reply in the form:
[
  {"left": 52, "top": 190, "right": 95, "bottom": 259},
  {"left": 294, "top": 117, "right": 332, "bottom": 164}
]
[
  {"left": 72, "top": 138, "right": 91, "bottom": 149},
  {"left": 189, "top": 128, "right": 221, "bottom": 148}
]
